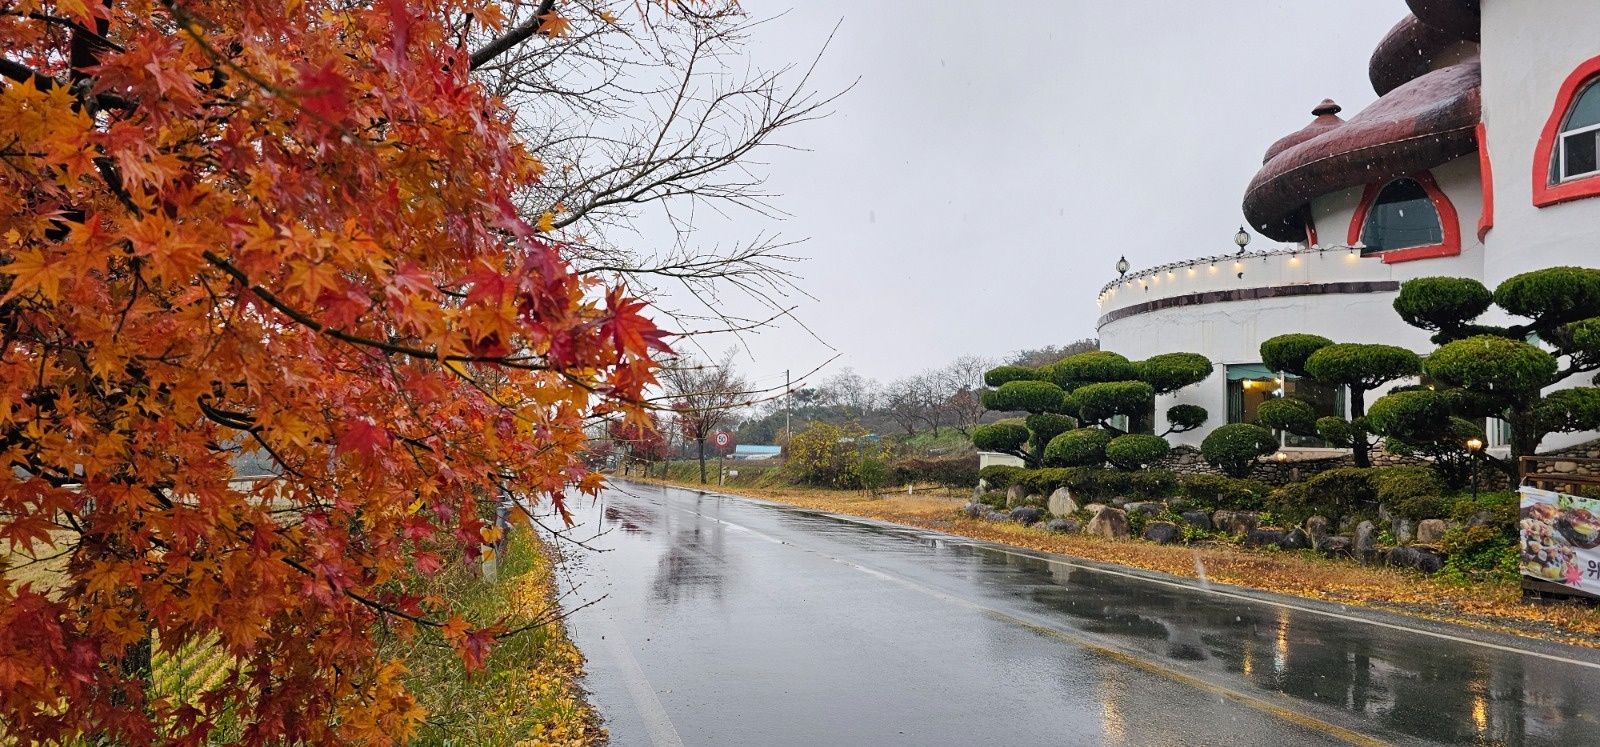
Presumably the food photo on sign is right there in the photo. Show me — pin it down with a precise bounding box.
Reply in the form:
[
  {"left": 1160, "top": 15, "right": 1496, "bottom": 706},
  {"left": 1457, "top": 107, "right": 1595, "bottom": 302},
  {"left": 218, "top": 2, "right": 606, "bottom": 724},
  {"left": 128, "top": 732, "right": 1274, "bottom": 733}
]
[{"left": 1520, "top": 486, "right": 1600, "bottom": 595}]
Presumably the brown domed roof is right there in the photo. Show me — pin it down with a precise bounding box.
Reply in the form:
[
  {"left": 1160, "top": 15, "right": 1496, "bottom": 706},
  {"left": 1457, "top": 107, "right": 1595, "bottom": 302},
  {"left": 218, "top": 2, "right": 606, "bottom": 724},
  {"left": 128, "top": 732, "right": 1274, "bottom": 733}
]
[
  {"left": 1370, "top": 14, "right": 1463, "bottom": 96},
  {"left": 1406, "top": 0, "right": 1479, "bottom": 42},
  {"left": 1263, "top": 100, "right": 1346, "bottom": 164}
]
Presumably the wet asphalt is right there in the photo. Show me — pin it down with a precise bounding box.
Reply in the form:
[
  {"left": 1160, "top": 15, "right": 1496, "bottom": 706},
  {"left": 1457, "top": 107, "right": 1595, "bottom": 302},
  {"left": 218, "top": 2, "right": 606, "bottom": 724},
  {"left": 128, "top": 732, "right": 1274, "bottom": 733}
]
[{"left": 552, "top": 481, "right": 1600, "bottom": 746}]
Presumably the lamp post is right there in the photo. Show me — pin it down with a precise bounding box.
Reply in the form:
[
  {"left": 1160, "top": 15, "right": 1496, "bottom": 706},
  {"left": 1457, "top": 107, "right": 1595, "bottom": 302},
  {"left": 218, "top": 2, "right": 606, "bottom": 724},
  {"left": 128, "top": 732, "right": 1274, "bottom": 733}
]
[
  {"left": 1116, "top": 255, "right": 1130, "bottom": 278},
  {"left": 1234, "top": 226, "right": 1252, "bottom": 255},
  {"left": 1466, "top": 437, "right": 1483, "bottom": 501}
]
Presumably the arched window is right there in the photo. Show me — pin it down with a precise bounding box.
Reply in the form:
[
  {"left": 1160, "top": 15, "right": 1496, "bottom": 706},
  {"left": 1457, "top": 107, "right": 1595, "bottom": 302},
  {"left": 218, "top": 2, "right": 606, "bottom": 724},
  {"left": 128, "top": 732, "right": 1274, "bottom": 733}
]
[
  {"left": 1534, "top": 56, "right": 1600, "bottom": 207},
  {"left": 1347, "top": 172, "right": 1461, "bottom": 263},
  {"left": 1360, "top": 178, "right": 1442, "bottom": 253},
  {"left": 1553, "top": 79, "right": 1600, "bottom": 183}
]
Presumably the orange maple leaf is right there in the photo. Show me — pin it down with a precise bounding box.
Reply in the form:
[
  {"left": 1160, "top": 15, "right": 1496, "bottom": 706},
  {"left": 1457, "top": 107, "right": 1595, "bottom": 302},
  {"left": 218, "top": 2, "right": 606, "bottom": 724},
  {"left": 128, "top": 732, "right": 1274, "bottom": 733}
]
[{"left": 536, "top": 11, "right": 571, "bottom": 37}]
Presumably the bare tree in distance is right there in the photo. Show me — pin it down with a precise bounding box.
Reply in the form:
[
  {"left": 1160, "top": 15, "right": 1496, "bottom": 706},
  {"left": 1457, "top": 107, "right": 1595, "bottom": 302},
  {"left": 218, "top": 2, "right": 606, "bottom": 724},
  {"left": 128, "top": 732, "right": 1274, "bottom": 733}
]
[
  {"left": 819, "top": 367, "right": 880, "bottom": 418},
  {"left": 661, "top": 351, "right": 752, "bottom": 483},
  {"left": 941, "top": 355, "right": 997, "bottom": 435},
  {"left": 1007, "top": 339, "right": 1099, "bottom": 368},
  {"left": 470, "top": 2, "right": 849, "bottom": 340}
]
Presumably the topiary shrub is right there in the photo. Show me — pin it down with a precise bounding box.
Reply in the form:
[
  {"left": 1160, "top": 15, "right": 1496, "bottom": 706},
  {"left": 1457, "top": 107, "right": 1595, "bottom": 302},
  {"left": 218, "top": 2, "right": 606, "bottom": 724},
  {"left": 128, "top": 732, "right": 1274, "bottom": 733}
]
[
  {"left": 1371, "top": 465, "right": 1449, "bottom": 520},
  {"left": 1425, "top": 335, "right": 1558, "bottom": 395},
  {"left": 1024, "top": 413, "right": 1078, "bottom": 453},
  {"left": 1301, "top": 467, "right": 1377, "bottom": 519},
  {"left": 984, "top": 365, "right": 1041, "bottom": 387},
  {"left": 1072, "top": 381, "right": 1155, "bottom": 424},
  {"left": 1260, "top": 333, "right": 1333, "bottom": 377},
  {"left": 1257, "top": 397, "right": 1317, "bottom": 436},
  {"left": 1139, "top": 353, "right": 1214, "bottom": 394},
  {"left": 1200, "top": 423, "right": 1277, "bottom": 478},
  {"left": 1393, "top": 276, "right": 1493, "bottom": 338},
  {"left": 1165, "top": 404, "right": 1208, "bottom": 432},
  {"left": 1045, "top": 351, "right": 1140, "bottom": 389},
  {"left": 1105, "top": 434, "right": 1171, "bottom": 471},
  {"left": 1493, "top": 266, "right": 1600, "bottom": 324},
  {"left": 1044, "top": 428, "right": 1113, "bottom": 467},
  {"left": 972, "top": 422, "right": 1029, "bottom": 454},
  {"left": 978, "top": 464, "right": 1024, "bottom": 491},
  {"left": 977, "top": 490, "right": 1008, "bottom": 509},
  {"left": 1180, "top": 474, "right": 1271, "bottom": 511},
  {"left": 982, "top": 380, "right": 1068, "bottom": 414}
]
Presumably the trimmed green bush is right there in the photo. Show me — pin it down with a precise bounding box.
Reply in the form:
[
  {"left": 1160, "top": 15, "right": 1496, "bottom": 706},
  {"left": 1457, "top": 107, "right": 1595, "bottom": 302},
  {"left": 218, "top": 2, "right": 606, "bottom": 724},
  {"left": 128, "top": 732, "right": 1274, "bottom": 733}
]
[
  {"left": 1493, "top": 266, "right": 1600, "bottom": 324},
  {"left": 1046, "top": 351, "right": 1139, "bottom": 389},
  {"left": 1425, "top": 335, "right": 1558, "bottom": 393},
  {"left": 984, "top": 365, "right": 1040, "bottom": 387},
  {"left": 1000, "top": 466, "right": 1179, "bottom": 503},
  {"left": 1257, "top": 397, "right": 1317, "bottom": 435},
  {"left": 1139, "top": 353, "right": 1213, "bottom": 394},
  {"left": 1179, "top": 474, "right": 1270, "bottom": 511},
  {"left": 972, "top": 422, "right": 1029, "bottom": 454},
  {"left": 977, "top": 464, "right": 1024, "bottom": 490},
  {"left": 1024, "top": 413, "right": 1078, "bottom": 451},
  {"left": 1073, "top": 380, "right": 1155, "bottom": 424},
  {"left": 1105, "top": 434, "right": 1171, "bottom": 470},
  {"left": 1200, "top": 423, "right": 1277, "bottom": 478},
  {"left": 1393, "top": 277, "right": 1492, "bottom": 336},
  {"left": 1165, "top": 404, "right": 1208, "bottom": 432},
  {"left": 983, "top": 380, "right": 1068, "bottom": 414},
  {"left": 1260, "top": 333, "right": 1332, "bottom": 377},
  {"left": 977, "top": 490, "right": 1008, "bottom": 509},
  {"left": 1044, "top": 428, "right": 1113, "bottom": 467},
  {"left": 1304, "top": 343, "right": 1422, "bottom": 392},
  {"left": 1371, "top": 465, "right": 1448, "bottom": 520},
  {"left": 1303, "top": 467, "right": 1377, "bottom": 517}
]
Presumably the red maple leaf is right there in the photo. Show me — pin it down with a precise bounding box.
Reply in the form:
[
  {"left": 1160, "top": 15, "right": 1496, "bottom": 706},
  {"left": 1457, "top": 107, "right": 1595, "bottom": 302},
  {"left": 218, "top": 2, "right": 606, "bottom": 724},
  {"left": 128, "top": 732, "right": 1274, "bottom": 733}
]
[{"left": 338, "top": 418, "right": 391, "bottom": 457}]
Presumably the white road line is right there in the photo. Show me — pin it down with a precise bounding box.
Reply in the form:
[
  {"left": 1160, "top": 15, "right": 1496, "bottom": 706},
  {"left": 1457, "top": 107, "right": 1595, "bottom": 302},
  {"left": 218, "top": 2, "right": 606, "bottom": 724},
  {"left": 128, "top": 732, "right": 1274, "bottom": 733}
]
[{"left": 592, "top": 614, "right": 685, "bottom": 747}]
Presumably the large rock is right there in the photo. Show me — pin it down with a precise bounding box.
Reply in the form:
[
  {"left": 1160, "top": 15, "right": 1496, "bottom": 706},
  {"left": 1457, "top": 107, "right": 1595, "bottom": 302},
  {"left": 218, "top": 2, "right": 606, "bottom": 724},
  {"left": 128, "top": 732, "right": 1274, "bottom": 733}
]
[
  {"left": 1110, "top": 496, "right": 1129, "bottom": 508},
  {"left": 1010, "top": 506, "right": 1043, "bottom": 526},
  {"left": 1394, "top": 518, "right": 1416, "bottom": 545},
  {"left": 1180, "top": 510, "right": 1212, "bottom": 531},
  {"left": 1213, "top": 510, "right": 1261, "bottom": 537},
  {"left": 1355, "top": 521, "right": 1378, "bottom": 563},
  {"left": 1047, "top": 487, "right": 1078, "bottom": 517},
  {"left": 1044, "top": 518, "right": 1082, "bottom": 534},
  {"left": 1085, "top": 507, "right": 1130, "bottom": 540},
  {"left": 1337, "top": 515, "right": 1359, "bottom": 534},
  {"left": 1245, "top": 527, "right": 1289, "bottom": 548},
  {"left": 1305, "top": 516, "right": 1330, "bottom": 546},
  {"left": 1281, "top": 528, "right": 1311, "bottom": 551},
  {"left": 1083, "top": 502, "right": 1108, "bottom": 516},
  {"left": 1386, "top": 545, "right": 1445, "bottom": 574},
  {"left": 1417, "top": 519, "right": 1450, "bottom": 545},
  {"left": 983, "top": 509, "right": 1010, "bottom": 523},
  {"left": 1318, "top": 535, "right": 1353, "bottom": 556},
  {"left": 1143, "top": 521, "right": 1181, "bottom": 545},
  {"left": 961, "top": 503, "right": 986, "bottom": 519},
  {"left": 1006, "top": 484, "right": 1035, "bottom": 509},
  {"left": 1377, "top": 503, "right": 1394, "bottom": 523},
  {"left": 1465, "top": 510, "right": 1498, "bottom": 529},
  {"left": 1125, "top": 501, "right": 1165, "bottom": 517}
]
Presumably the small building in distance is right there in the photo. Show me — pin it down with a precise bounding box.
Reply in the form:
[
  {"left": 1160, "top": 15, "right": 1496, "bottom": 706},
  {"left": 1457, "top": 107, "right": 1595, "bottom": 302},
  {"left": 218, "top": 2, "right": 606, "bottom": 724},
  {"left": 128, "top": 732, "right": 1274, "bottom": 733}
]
[
  {"left": 1098, "top": 0, "right": 1600, "bottom": 456},
  {"left": 733, "top": 445, "right": 783, "bottom": 460}
]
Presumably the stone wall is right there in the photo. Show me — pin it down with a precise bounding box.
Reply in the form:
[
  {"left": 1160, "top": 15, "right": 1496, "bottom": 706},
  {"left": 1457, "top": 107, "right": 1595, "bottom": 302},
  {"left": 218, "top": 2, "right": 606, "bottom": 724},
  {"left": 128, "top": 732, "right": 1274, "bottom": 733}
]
[
  {"left": 1153, "top": 445, "right": 1426, "bottom": 485},
  {"left": 1526, "top": 437, "right": 1600, "bottom": 489}
]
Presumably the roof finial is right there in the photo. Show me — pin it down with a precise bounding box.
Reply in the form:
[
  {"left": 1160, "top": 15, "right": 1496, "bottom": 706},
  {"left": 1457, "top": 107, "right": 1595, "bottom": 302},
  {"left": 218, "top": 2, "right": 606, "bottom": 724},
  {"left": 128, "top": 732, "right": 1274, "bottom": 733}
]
[{"left": 1312, "top": 99, "right": 1342, "bottom": 117}]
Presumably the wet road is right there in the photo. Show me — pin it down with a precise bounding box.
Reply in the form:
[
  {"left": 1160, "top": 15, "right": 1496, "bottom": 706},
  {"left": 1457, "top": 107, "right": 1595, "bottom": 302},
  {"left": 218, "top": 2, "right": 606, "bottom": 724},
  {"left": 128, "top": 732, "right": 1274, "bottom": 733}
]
[{"left": 555, "top": 481, "right": 1600, "bottom": 746}]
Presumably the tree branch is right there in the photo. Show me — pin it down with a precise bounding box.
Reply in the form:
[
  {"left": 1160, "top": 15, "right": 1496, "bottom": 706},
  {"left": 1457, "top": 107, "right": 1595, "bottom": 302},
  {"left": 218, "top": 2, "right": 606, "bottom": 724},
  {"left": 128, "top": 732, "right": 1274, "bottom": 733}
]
[{"left": 467, "top": 0, "right": 556, "bottom": 70}]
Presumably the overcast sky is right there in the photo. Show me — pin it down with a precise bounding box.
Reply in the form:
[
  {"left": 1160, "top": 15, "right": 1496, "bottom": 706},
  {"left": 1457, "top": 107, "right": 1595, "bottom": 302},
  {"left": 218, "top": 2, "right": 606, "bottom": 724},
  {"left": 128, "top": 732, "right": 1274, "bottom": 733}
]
[{"left": 663, "top": 0, "right": 1405, "bottom": 391}]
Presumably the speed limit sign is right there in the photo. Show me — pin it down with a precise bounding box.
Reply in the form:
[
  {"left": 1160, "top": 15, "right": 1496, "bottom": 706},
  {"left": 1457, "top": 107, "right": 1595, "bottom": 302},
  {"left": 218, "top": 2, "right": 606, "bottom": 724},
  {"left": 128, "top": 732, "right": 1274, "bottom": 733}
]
[{"left": 714, "top": 432, "right": 731, "bottom": 448}]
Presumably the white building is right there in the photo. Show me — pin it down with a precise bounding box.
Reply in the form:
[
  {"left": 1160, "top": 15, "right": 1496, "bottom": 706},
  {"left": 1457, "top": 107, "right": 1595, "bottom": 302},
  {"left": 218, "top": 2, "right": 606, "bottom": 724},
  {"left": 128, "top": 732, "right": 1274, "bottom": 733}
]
[{"left": 1098, "top": 0, "right": 1600, "bottom": 454}]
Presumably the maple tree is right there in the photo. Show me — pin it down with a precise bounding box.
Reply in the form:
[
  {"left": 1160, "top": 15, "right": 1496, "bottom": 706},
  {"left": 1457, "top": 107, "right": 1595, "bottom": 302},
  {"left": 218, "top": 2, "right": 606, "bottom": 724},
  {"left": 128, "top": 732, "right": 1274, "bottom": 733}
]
[
  {"left": 660, "top": 351, "right": 748, "bottom": 484},
  {"left": 608, "top": 410, "right": 668, "bottom": 471},
  {"left": 0, "top": 0, "right": 683, "bottom": 743}
]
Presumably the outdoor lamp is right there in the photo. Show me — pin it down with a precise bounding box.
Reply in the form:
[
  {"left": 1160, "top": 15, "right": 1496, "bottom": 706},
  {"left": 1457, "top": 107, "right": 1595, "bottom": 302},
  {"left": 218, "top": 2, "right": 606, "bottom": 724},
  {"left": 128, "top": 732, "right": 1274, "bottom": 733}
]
[
  {"left": 1273, "top": 451, "right": 1288, "bottom": 463},
  {"left": 1234, "top": 226, "right": 1251, "bottom": 254},
  {"left": 1466, "top": 438, "right": 1483, "bottom": 452},
  {"left": 1116, "top": 255, "right": 1130, "bottom": 277}
]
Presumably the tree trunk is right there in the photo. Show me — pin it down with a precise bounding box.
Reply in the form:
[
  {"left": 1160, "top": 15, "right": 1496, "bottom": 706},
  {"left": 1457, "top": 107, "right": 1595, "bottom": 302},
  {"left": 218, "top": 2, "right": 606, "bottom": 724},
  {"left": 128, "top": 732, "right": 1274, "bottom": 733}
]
[
  {"left": 697, "top": 437, "right": 707, "bottom": 484},
  {"left": 1350, "top": 387, "right": 1372, "bottom": 469}
]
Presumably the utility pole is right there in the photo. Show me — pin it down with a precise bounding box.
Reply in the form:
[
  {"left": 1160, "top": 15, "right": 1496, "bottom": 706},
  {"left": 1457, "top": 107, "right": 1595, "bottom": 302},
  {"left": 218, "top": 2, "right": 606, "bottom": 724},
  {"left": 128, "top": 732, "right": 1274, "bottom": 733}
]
[{"left": 785, "top": 369, "right": 791, "bottom": 444}]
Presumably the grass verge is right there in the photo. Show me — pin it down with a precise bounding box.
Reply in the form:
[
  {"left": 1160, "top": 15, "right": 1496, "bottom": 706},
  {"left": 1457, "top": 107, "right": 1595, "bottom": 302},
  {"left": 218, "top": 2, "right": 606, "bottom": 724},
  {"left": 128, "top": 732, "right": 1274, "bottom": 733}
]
[{"left": 626, "top": 476, "right": 1600, "bottom": 650}]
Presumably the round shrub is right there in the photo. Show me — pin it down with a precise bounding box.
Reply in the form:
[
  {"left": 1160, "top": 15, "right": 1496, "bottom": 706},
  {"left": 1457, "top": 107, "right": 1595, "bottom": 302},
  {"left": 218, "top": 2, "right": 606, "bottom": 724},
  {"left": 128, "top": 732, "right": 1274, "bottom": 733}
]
[
  {"left": 1304, "top": 343, "right": 1422, "bottom": 389},
  {"left": 1260, "top": 334, "right": 1332, "bottom": 377},
  {"left": 984, "top": 365, "right": 1040, "bottom": 387},
  {"left": 1025, "top": 413, "right": 1077, "bottom": 448},
  {"left": 1371, "top": 465, "right": 1448, "bottom": 520},
  {"left": 1046, "top": 351, "right": 1139, "bottom": 389},
  {"left": 1044, "top": 428, "right": 1113, "bottom": 467},
  {"left": 1200, "top": 423, "right": 1277, "bottom": 478},
  {"left": 1105, "top": 434, "right": 1171, "bottom": 470},
  {"left": 1256, "top": 397, "right": 1317, "bottom": 435},
  {"left": 1139, "top": 353, "right": 1213, "bottom": 394},
  {"left": 1393, "top": 277, "right": 1492, "bottom": 333},
  {"left": 982, "top": 380, "right": 1067, "bottom": 414},
  {"left": 977, "top": 464, "right": 1023, "bottom": 490},
  {"left": 1366, "top": 389, "right": 1453, "bottom": 438},
  {"left": 1179, "top": 474, "right": 1270, "bottom": 510},
  {"left": 1165, "top": 404, "right": 1208, "bottom": 432},
  {"left": 1302, "top": 467, "right": 1377, "bottom": 516},
  {"left": 1425, "top": 335, "right": 1558, "bottom": 395},
  {"left": 976, "top": 491, "right": 1008, "bottom": 509},
  {"left": 1537, "top": 387, "right": 1600, "bottom": 433},
  {"left": 972, "top": 422, "right": 1029, "bottom": 454},
  {"left": 1314, "top": 416, "right": 1362, "bottom": 449},
  {"left": 1073, "top": 381, "right": 1155, "bottom": 423},
  {"left": 1494, "top": 266, "right": 1600, "bottom": 324}
]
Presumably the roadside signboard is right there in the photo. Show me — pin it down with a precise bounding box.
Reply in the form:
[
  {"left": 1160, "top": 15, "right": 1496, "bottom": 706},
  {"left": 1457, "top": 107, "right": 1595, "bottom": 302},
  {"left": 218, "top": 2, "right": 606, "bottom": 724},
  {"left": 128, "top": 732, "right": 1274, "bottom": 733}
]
[
  {"left": 1520, "top": 486, "right": 1600, "bottom": 600},
  {"left": 714, "top": 432, "right": 732, "bottom": 449}
]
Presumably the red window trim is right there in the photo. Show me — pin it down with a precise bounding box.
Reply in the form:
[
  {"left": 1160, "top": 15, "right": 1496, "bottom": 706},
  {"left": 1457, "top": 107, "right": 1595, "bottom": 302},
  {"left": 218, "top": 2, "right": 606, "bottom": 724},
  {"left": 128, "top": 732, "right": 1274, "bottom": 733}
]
[
  {"left": 1305, "top": 215, "right": 1319, "bottom": 247},
  {"left": 1347, "top": 171, "right": 1462, "bottom": 264},
  {"left": 1533, "top": 55, "right": 1600, "bottom": 208},
  {"left": 1476, "top": 121, "right": 1494, "bottom": 242}
]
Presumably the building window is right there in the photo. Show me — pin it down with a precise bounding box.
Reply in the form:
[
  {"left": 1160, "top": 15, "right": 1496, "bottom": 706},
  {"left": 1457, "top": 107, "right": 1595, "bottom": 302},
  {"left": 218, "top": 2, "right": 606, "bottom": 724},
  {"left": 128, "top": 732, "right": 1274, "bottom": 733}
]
[
  {"left": 1534, "top": 55, "right": 1600, "bottom": 207},
  {"left": 1227, "top": 364, "right": 1345, "bottom": 448},
  {"left": 1281, "top": 377, "right": 1344, "bottom": 448},
  {"left": 1359, "top": 178, "right": 1442, "bottom": 253},
  {"left": 1556, "top": 79, "right": 1600, "bottom": 183},
  {"left": 1347, "top": 172, "right": 1460, "bottom": 264}
]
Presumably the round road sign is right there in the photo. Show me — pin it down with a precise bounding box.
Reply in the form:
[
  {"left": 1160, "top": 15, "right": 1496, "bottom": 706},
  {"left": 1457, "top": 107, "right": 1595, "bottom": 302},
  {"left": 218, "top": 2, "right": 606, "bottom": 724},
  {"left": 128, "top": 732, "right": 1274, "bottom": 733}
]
[{"left": 714, "top": 432, "right": 731, "bottom": 447}]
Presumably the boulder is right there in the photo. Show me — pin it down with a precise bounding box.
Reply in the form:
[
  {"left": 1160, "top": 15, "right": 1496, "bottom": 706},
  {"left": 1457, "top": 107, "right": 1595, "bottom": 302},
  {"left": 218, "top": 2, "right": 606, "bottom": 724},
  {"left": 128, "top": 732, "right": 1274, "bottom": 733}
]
[
  {"left": 1416, "top": 519, "right": 1450, "bottom": 545},
  {"left": 984, "top": 509, "right": 1010, "bottom": 523},
  {"left": 1213, "top": 510, "right": 1261, "bottom": 537},
  {"left": 1006, "top": 485, "right": 1040, "bottom": 509},
  {"left": 1355, "top": 521, "right": 1378, "bottom": 563},
  {"left": 1047, "top": 487, "right": 1078, "bottom": 516},
  {"left": 961, "top": 503, "right": 986, "bottom": 519},
  {"left": 1143, "top": 521, "right": 1181, "bottom": 545},
  {"left": 1318, "top": 535, "right": 1353, "bottom": 556},
  {"left": 1085, "top": 507, "right": 1130, "bottom": 540},
  {"left": 1305, "top": 516, "right": 1330, "bottom": 546},
  {"left": 1377, "top": 503, "right": 1394, "bottom": 523},
  {"left": 1394, "top": 518, "right": 1416, "bottom": 545},
  {"left": 1083, "top": 502, "right": 1108, "bottom": 516},
  {"left": 1010, "top": 506, "right": 1044, "bottom": 526},
  {"left": 1464, "top": 510, "right": 1498, "bottom": 529},
  {"left": 1245, "top": 527, "right": 1289, "bottom": 548},
  {"left": 1280, "top": 528, "right": 1311, "bottom": 551},
  {"left": 1337, "top": 515, "right": 1358, "bottom": 534},
  {"left": 1386, "top": 545, "right": 1445, "bottom": 574},
  {"left": 1125, "top": 501, "right": 1165, "bottom": 517},
  {"left": 1110, "top": 496, "right": 1129, "bottom": 508},
  {"left": 1044, "top": 518, "right": 1082, "bottom": 534},
  {"left": 1180, "top": 511, "right": 1212, "bottom": 531}
]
